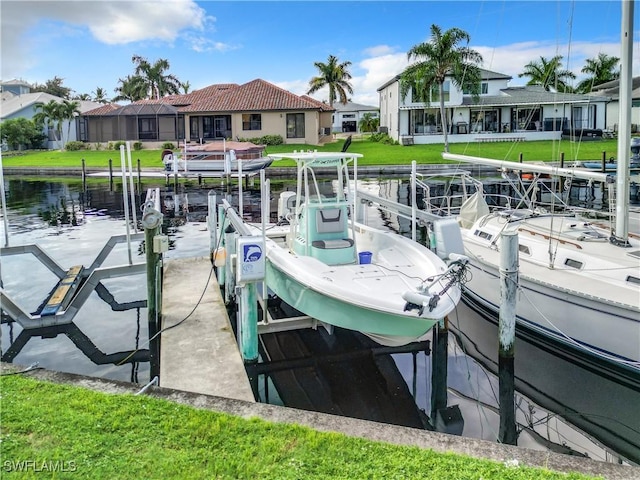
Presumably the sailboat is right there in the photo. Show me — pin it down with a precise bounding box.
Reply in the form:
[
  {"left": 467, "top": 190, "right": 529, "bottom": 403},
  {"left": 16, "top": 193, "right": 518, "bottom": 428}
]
[
  {"left": 437, "top": 1, "right": 639, "bottom": 372},
  {"left": 254, "top": 151, "right": 467, "bottom": 347}
]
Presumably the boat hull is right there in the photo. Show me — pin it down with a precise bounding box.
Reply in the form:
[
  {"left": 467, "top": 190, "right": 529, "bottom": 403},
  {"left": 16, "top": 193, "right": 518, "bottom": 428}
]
[
  {"left": 462, "top": 257, "right": 640, "bottom": 370},
  {"left": 266, "top": 260, "right": 438, "bottom": 346}
]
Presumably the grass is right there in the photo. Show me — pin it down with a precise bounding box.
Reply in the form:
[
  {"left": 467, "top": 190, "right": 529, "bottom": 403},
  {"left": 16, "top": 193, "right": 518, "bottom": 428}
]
[
  {"left": 0, "top": 374, "right": 601, "bottom": 480},
  {"left": 1, "top": 137, "right": 621, "bottom": 169}
]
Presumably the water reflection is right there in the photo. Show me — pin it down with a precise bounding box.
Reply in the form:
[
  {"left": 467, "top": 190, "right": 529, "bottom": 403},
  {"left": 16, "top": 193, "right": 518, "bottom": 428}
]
[{"left": 1, "top": 176, "right": 638, "bottom": 465}]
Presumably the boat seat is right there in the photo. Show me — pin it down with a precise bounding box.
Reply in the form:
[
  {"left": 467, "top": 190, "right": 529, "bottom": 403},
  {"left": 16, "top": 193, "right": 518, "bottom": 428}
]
[
  {"left": 316, "top": 208, "right": 345, "bottom": 234},
  {"left": 312, "top": 238, "right": 355, "bottom": 249}
]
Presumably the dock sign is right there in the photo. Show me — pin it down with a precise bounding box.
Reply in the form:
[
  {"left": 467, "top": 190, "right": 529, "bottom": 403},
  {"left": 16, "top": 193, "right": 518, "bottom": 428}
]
[{"left": 236, "top": 237, "right": 265, "bottom": 283}]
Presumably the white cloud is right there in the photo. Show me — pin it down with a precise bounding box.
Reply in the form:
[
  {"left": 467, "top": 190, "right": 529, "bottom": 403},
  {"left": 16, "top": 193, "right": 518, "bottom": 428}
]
[{"left": 1, "top": 0, "right": 207, "bottom": 80}]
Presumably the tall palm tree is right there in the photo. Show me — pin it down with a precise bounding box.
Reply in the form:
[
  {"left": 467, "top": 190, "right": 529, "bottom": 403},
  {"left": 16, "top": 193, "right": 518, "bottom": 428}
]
[
  {"left": 307, "top": 55, "right": 353, "bottom": 107},
  {"left": 181, "top": 81, "right": 192, "bottom": 94},
  {"left": 400, "top": 24, "right": 483, "bottom": 152},
  {"left": 59, "top": 100, "right": 81, "bottom": 147},
  {"left": 131, "top": 55, "right": 181, "bottom": 99},
  {"left": 518, "top": 55, "right": 576, "bottom": 92},
  {"left": 113, "top": 75, "right": 148, "bottom": 102},
  {"left": 576, "top": 53, "right": 620, "bottom": 93}
]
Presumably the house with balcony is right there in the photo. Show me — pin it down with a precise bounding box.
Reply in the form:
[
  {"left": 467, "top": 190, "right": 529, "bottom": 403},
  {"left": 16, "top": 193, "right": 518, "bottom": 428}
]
[
  {"left": 80, "top": 79, "right": 335, "bottom": 146},
  {"left": 377, "top": 68, "right": 610, "bottom": 145}
]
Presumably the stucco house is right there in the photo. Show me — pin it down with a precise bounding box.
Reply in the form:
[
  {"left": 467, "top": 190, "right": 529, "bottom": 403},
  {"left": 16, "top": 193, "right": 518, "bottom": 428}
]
[
  {"left": 377, "top": 68, "right": 610, "bottom": 145},
  {"left": 588, "top": 76, "right": 640, "bottom": 134},
  {"left": 0, "top": 85, "right": 101, "bottom": 149},
  {"left": 80, "top": 79, "right": 335, "bottom": 146},
  {"left": 331, "top": 101, "right": 379, "bottom": 133}
]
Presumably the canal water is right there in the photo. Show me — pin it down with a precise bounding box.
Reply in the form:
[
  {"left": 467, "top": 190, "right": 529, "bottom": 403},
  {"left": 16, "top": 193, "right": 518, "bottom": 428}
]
[{"left": 1, "top": 175, "right": 638, "bottom": 466}]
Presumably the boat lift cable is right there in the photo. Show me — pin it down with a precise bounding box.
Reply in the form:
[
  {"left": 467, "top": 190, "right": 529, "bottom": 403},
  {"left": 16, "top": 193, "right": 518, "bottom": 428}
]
[{"left": 116, "top": 207, "right": 229, "bottom": 367}]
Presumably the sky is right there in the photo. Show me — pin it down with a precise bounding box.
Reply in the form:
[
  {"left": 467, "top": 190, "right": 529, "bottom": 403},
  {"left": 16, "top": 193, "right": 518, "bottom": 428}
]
[{"left": 1, "top": 1, "right": 637, "bottom": 106}]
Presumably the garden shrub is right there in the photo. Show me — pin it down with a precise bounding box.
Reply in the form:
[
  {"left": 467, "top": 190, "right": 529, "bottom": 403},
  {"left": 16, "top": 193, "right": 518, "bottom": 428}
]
[
  {"left": 370, "top": 132, "right": 396, "bottom": 144},
  {"left": 65, "top": 141, "right": 86, "bottom": 151},
  {"left": 161, "top": 142, "right": 175, "bottom": 150},
  {"left": 111, "top": 141, "right": 126, "bottom": 150},
  {"left": 133, "top": 142, "right": 143, "bottom": 150}
]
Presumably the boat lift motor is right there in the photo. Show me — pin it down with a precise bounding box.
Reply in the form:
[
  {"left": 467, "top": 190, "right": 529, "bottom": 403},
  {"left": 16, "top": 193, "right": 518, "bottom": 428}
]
[{"left": 277, "top": 191, "right": 297, "bottom": 223}]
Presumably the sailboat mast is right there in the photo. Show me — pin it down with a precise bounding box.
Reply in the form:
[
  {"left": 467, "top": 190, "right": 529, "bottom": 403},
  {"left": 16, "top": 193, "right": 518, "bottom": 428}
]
[{"left": 614, "top": 0, "right": 633, "bottom": 245}]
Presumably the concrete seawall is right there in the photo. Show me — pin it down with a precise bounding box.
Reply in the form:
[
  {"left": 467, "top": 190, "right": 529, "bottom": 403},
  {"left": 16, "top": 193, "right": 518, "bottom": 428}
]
[{"left": 2, "top": 364, "right": 637, "bottom": 480}]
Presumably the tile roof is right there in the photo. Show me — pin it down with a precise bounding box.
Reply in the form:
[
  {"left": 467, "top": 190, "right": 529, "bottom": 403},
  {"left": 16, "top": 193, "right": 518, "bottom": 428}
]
[
  {"left": 81, "top": 80, "right": 331, "bottom": 116},
  {"left": 182, "top": 79, "right": 330, "bottom": 112},
  {"left": 82, "top": 103, "right": 121, "bottom": 116}
]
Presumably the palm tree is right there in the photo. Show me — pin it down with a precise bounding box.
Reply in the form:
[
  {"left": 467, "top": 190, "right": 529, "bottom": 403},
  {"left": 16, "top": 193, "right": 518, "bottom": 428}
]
[
  {"left": 307, "top": 55, "right": 353, "bottom": 107},
  {"left": 181, "top": 81, "right": 192, "bottom": 94},
  {"left": 576, "top": 53, "right": 620, "bottom": 93},
  {"left": 113, "top": 75, "right": 148, "bottom": 102},
  {"left": 359, "top": 112, "right": 379, "bottom": 133},
  {"left": 131, "top": 55, "right": 181, "bottom": 99},
  {"left": 92, "top": 87, "right": 110, "bottom": 104},
  {"left": 73, "top": 93, "right": 91, "bottom": 101},
  {"left": 518, "top": 55, "right": 576, "bottom": 92},
  {"left": 33, "top": 100, "right": 63, "bottom": 148},
  {"left": 400, "top": 24, "right": 483, "bottom": 152},
  {"left": 59, "top": 100, "right": 81, "bottom": 147}
]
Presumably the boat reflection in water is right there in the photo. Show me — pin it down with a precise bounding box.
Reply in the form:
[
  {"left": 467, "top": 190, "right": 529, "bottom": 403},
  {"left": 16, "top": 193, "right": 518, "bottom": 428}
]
[{"left": 1, "top": 177, "right": 638, "bottom": 465}]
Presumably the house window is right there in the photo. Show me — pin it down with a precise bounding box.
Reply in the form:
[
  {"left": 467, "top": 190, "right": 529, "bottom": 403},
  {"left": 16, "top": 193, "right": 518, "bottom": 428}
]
[
  {"left": 410, "top": 81, "right": 449, "bottom": 103},
  {"left": 242, "top": 113, "right": 262, "bottom": 131},
  {"left": 464, "top": 82, "right": 488, "bottom": 95},
  {"left": 470, "top": 109, "right": 499, "bottom": 132},
  {"left": 511, "top": 107, "right": 541, "bottom": 131},
  {"left": 190, "top": 117, "right": 199, "bottom": 140},
  {"left": 411, "top": 109, "right": 441, "bottom": 134},
  {"left": 286, "top": 113, "right": 305, "bottom": 138},
  {"left": 138, "top": 117, "right": 157, "bottom": 140}
]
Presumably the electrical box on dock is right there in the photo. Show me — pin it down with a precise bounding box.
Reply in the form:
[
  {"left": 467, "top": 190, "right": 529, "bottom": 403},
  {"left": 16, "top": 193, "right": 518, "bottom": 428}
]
[
  {"left": 236, "top": 237, "right": 265, "bottom": 283},
  {"left": 153, "top": 235, "right": 169, "bottom": 253}
]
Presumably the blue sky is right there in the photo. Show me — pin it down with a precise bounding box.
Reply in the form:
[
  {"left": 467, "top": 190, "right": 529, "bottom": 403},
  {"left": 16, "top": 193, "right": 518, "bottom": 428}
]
[{"left": 1, "top": 1, "right": 636, "bottom": 106}]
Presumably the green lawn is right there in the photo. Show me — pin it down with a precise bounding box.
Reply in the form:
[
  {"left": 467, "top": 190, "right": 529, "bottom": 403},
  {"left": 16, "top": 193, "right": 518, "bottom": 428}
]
[
  {"left": 0, "top": 374, "right": 601, "bottom": 480},
  {"left": 1, "top": 137, "right": 621, "bottom": 169}
]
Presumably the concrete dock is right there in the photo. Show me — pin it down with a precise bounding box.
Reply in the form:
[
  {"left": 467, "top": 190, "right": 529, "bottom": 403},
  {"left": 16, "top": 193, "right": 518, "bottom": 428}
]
[{"left": 159, "top": 256, "right": 254, "bottom": 402}]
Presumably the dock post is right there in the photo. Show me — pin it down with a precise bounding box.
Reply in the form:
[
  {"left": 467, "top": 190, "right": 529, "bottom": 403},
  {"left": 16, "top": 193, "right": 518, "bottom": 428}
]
[
  {"left": 216, "top": 204, "right": 226, "bottom": 287},
  {"left": 108, "top": 159, "right": 113, "bottom": 191},
  {"left": 142, "top": 200, "right": 164, "bottom": 380},
  {"left": 601, "top": 151, "right": 607, "bottom": 173},
  {"left": 431, "top": 318, "right": 448, "bottom": 419},
  {"left": 237, "top": 282, "right": 259, "bottom": 362},
  {"left": 81, "top": 159, "right": 86, "bottom": 189},
  {"left": 208, "top": 191, "right": 217, "bottom": 259},
  {"left": 224, "top": 226, "right": 236, "bottom": 304},
  {"left": 498, "top": 231, "right": 518, "bottom": 445}
]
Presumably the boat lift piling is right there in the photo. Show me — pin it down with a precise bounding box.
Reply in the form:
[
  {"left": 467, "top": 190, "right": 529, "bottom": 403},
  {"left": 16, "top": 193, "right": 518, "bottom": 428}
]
[
  {"left": 141, "top": 188, "right": 166, "bottom": 379},
  {"left": 498, "top": 231, "right": 518, "bottom": 445}
]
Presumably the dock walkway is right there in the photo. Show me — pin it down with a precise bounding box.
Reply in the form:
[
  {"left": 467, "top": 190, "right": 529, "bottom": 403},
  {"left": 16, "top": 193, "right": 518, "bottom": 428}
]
[{"left": 160, "top": 257, "right": 254, "bottom": 402}]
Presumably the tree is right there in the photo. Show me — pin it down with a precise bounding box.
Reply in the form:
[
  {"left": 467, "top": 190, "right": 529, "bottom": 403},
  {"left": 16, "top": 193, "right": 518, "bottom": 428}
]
[
  {"left": 307, "top": 55, "right": 353, "bottom": 107},
  {"left": 0, "top": 118, "right": 46, "bottom": 150},
  {"left": 576, "top": 53, "right": 620, "bottom": 93},
  {"left": 518, "top": 55, "right": 576, "bottom": 92},
  {"left": 113, "top": 75, "right": 148, "bottom": 102},
  {"left": 33, "top": 100, "right": 63, "bottom": 147},
  {"left": 131, "top": 55, "right": 181, "bottom": 99},
  {"left": 59, "top": 100, "right": 81, "bottom": 147},
  {"left": 32, "top": 76, "right": 72, "bottom": 99},
  {"left": 181, "top": 81, "right": 192, "bottom": 94},
  {"left": 92, "top": 87, "right": 110, "bottom": 103},
  {"left": 73, "top": 93, "right": 91, "bottom": 101},
  {"left": 400, "top": 24, "right": 483, "bottom": 152},
  {"left": 359, "top": 112, "right": 379, "bottom": 133}
]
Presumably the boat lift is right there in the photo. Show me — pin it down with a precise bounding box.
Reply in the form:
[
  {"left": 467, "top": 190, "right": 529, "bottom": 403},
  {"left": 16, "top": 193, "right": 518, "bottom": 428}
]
[{"left": 0, "top": 233, "right": 145, "bottom": 329}]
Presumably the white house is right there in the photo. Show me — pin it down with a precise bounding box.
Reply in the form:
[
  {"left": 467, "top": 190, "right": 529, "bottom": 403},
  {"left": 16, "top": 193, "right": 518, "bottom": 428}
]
[
  {"left": 588, "top": 76, "right": 640, "bottom": 134},
  {"left": 1, "top": 88, "right": 101, "bottom": 149},
  {"left": 331, "top": 101, "right": 379, "bottom": 133},
  {"left": 378, "top": 68, "right": 611, "bottom": 145}
]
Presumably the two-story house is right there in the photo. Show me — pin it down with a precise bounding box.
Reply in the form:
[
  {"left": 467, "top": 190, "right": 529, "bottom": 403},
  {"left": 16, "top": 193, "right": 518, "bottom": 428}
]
[{"left": 378, "top": 68, "right": 610, "bottom": 145}]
